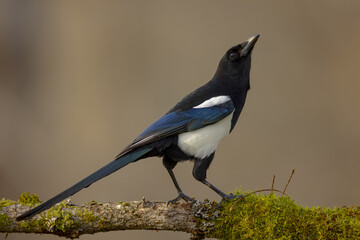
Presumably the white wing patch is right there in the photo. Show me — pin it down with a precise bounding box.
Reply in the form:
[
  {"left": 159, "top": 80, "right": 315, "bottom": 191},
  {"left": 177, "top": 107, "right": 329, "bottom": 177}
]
[
  {"left": 193, "top": 95, "right": 231, "bottom": 109},
  {"left": 178, "top": 113, "right": 233, "bottom": 159}
]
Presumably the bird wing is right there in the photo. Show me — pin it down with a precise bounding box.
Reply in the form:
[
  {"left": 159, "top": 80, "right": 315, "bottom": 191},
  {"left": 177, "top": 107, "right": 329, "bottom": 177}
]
[{"left": 116, "top": 100, "right": 234, "bottom": 158}]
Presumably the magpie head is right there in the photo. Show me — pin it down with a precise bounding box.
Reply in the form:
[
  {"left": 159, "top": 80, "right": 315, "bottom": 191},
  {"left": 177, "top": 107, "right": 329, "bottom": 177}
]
[{"left": 216, "top": 34, "right": 260, "bottom": 80}]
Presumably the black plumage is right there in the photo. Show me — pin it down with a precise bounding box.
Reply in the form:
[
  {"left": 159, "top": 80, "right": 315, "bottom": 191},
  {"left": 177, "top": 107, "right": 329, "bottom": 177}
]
[{"left": 16, "top": 34, "right": 259, "bottom": 221}]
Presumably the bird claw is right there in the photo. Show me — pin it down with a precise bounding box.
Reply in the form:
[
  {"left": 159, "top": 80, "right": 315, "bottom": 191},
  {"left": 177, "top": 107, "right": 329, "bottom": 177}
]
[
  {"left": 167, "top": 192, "right": 196, "bottom": 206},
  {"left": 215, "top": 193, "right": 244, "bottom": 209}
]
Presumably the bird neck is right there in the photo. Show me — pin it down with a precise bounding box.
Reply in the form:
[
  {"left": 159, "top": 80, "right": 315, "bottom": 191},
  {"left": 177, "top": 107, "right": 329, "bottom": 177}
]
[{"left": 211, "top": 67, "right": 251, "bottom": 95}]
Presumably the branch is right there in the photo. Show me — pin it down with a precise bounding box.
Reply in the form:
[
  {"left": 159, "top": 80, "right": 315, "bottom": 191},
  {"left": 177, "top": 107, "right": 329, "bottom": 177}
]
[
  {"left": 1, "top": 198, "right": 212, "bottom": 239},
  {"left": 2, "top": 192, "right": 360, "bottom": 239}
]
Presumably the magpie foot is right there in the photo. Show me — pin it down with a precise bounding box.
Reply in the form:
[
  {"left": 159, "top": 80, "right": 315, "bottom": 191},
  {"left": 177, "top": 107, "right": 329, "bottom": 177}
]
[
  {"left": 215, "top": 193, "right": 244, "bottom": 209},
  {"left": 167, "top": 192, "right": 196, "bottom": 206}
]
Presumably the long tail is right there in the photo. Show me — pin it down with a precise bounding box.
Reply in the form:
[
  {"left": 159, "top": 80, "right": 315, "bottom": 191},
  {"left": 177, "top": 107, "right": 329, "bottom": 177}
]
[{"left": 16, "top": 147, "right": 152, "bottom": 221}]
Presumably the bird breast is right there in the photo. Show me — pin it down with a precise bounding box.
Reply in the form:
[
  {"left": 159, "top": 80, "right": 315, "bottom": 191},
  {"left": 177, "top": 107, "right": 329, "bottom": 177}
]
[{"left": 177, "top": 113, "right": 233, "bottom": 159}]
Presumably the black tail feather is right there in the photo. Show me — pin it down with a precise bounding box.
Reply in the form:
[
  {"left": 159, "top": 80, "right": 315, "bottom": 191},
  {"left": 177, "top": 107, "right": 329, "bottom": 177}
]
[{"left": 16, "top": 148, "right": 151, "bottom": 221}]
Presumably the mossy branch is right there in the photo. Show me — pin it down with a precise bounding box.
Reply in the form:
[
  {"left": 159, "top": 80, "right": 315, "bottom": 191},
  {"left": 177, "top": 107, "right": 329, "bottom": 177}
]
[{"left": 1, "top": 192, "right": 360, "bottom": 239}]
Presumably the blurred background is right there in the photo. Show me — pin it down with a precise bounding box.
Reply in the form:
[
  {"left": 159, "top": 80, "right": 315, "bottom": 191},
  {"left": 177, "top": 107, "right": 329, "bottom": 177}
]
[{"left": 1, "top": 1, "right": 360, "bottom": 239}]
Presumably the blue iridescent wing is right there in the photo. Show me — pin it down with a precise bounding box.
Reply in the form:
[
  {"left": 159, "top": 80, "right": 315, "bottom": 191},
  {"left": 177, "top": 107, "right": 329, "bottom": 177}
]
[{"left": 117, "top": 100, "right": 234, "bottom": 157}]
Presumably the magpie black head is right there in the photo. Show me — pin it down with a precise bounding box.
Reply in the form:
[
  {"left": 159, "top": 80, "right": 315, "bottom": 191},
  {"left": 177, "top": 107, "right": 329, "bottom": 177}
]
[{"left": 215, "top": 34, "right": 260, "bottom": 80}]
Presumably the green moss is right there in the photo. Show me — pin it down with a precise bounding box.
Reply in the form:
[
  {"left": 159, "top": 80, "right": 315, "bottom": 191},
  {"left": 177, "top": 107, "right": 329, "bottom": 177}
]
[
  {"left": 0, "top": 198, "right": 16, "bottom": 209},
  {"left": 12, "top": 193, "right": 106, "bottom": 234},
  {"left": 117, "top": 201, "right": 129, "bottom": 207},
  {"left": 0, "top": 214, "right": 10, "bottom": 228},
  {"left": 76, "top": 208, "right": 100, "bottom": 224},
  {"left": 44, "top": 201, "right": 79, "bottom": 233},
  {"left": 208, "top": 190, "right": 360, "bottom": 239},
  {"left": 16, "top": 199, "right": 105, "bottom": 235},
  {"left": 19, "top": 218, "right": 47, "bottom": 233},
  {"left": 17, "top": 192, "right": 41, "bottom": 206},
  {"left": 17, "top": 202, "right": 77, "bottom": 234},
  {"left": 88, "top": 200, "right": 99, "bottom": 205}
]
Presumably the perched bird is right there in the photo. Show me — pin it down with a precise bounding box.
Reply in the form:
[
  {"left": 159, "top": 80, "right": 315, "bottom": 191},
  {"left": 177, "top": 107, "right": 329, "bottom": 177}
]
[{"left": 16, "top": 34, "right": 260, "bottom": 221}]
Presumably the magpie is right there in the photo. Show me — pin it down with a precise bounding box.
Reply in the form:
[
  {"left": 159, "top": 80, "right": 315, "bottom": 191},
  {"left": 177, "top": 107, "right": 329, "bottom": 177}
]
[{"left": 16, "top": 34, "right": 259, "bottom": 221}]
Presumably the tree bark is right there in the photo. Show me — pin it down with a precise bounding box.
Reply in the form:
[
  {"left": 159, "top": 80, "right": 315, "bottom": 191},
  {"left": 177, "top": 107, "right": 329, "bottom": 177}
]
[{"left": 0, "top": 199, "right": 214, "bottom": 239}]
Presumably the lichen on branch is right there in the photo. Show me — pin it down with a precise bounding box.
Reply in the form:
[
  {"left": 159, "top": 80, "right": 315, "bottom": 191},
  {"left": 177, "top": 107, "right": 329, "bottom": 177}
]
[{"left": 1, "top": 192, "right": 360, "bottom": 239}]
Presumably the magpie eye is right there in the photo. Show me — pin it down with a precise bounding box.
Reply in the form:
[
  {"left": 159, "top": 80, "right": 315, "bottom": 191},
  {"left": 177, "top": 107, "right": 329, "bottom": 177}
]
[{"left": 229, "top": 52, "right": 239, "bottom": 61}]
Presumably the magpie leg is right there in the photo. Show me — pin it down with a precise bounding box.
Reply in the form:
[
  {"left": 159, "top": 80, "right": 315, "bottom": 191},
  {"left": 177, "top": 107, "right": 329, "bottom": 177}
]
[
  {"left": 166, "top": 168, "right": 196, "bottom": 205},
  {"left": 201, "top": 179, "right": 244, "bottom": 206},
  {"left": 192, "top": 155, "right": 243, "bottom": 206}
]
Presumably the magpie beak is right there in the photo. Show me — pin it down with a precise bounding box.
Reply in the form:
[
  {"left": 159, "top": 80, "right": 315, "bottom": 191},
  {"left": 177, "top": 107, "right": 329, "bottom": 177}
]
[{"left": 240, "top": 34, "right": 260, "bottom": 57}]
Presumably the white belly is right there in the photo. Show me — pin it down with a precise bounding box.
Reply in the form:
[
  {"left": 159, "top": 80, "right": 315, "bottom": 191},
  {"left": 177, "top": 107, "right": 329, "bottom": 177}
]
[{"left": 178, "top": 113, "right": 233, "bottom": 159}]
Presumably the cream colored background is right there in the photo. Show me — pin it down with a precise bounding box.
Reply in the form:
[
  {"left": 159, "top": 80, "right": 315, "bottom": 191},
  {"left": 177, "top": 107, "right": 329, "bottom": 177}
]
[{"left": 1, "top": 1, "right": 360, "bottom": 239}]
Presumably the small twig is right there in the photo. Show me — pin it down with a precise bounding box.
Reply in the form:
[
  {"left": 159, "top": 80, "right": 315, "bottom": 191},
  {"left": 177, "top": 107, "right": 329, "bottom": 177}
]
[
  {"left": 245, "top": 188, "right": 286, "bottom": 197},
  {"left": 271, "top": 175, "right": 276, "bottom": 193},
  {"left": 229, "top": 169, "right": 296, "bottom": 211},
  {"left": 282, "top": 169, "right": 295, "bottom": 196},
  {"left": 229, "top": 188, "right": 286, "bottom": 211}
]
